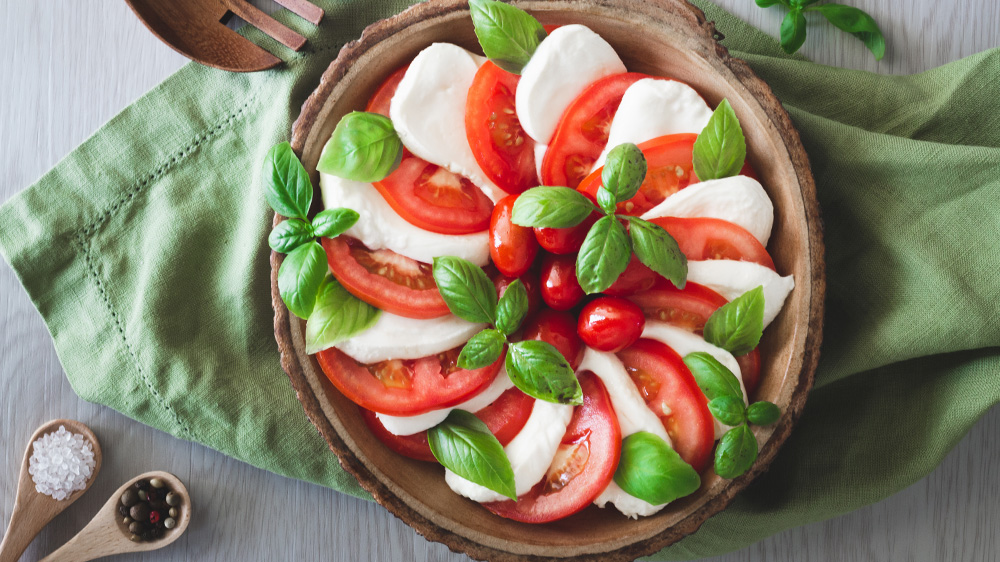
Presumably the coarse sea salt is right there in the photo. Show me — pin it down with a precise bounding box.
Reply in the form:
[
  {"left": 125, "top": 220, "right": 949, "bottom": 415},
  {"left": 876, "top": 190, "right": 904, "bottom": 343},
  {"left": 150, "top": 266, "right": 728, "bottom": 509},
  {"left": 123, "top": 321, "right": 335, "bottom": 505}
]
[{"left": 27, "top": 425, "right": 96, "bottom": 501}]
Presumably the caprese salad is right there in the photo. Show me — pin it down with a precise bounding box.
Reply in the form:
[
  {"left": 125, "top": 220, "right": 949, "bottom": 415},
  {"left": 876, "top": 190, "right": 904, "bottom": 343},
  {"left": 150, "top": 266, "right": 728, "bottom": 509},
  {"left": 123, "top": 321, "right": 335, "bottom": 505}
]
[{"left": 265, "top": 0, "right": 794, "bottom": 523}]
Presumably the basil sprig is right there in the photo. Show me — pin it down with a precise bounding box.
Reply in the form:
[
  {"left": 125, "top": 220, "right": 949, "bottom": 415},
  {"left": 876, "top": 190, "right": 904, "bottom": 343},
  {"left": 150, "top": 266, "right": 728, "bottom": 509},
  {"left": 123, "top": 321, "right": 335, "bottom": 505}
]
[
  {"left": 428, "top": 410, "right": 516, "bottom": 500},
  {"left": 318, "top": 111, "right": 403, "bottom": 182},
  {"left": 433, "top": 257, "right": 582, "bottom": 405},
  {"left": 305, "top": 275, "right": 382, "bottom": 354},
  {"left": 614, "top": 432, "right": 701, "bottom": 505},
  {"left": 692, "top": 99, "right": 747, "bottom": 182},
  {"left": 756, "top": 0, "right": 885, "bottom": 60},
  {"left": 703, "top": 286, "right": 765, "bottom": 355},
  {"left": 469, "top": 0, "right": 547, "bottom": 75}
]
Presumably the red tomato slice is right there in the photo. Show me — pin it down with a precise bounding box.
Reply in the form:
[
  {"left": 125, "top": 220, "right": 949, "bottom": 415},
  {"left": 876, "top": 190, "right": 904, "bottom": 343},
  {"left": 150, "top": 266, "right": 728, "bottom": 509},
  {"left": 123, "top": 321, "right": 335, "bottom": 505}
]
[
  {"left": 366, "top": 64, "right": 408, "bottom": 117},
  {"left": 618, "top": 339, "right": 715, "bottom": 472},
  {"left": 736, "top": 348, "right": 761, "bottom": 397},
  {"left": 484, "top": 372, "right": 621, "bottom": 523},
  {"left": 467, "top": 61, "right": 538, "bottom": 194},
  {"left": 360, "top": 407, "right": 437, "bottom": 462},
  {"left": 646, "top": 216, "right": 775, "bottom": 269},
  {"left": 317, "top": 346, "right": 503, "bottom": 416},
  {"left": 322, "top": 236, "right": 450, "bottom": 319}
]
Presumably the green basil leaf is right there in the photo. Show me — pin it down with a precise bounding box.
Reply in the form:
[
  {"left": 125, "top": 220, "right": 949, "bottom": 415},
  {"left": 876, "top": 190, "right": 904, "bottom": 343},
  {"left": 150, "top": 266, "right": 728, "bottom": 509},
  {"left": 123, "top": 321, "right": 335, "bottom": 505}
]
[
  {"left": 703, "top": 286, "right": 765, "bottom": 355},
  {"left": 278, "top": 241, "right": 328, "bottom": 319},
  {"left": 793, "top": 0, "right": 821, "bottom": 6},
  {"left": 614, "top": 432, "right": 701, "bottom": 505},
  {"left": 458, "top": 329, "right": 507, "bottom": 370},
  {"left": 596, "top": 187, "right": 617, "bottom": 216},
  {"left": 708, "top": 395, "right": 748, "bottom": 426},
  {"left": 601, "top": 143, "right": 647, "bottom": 202},
  {"left": 683, "top": 352, "right": 744, "bottom": 401},
  {"left": 268, "top": 219, "right": 314, "bottom": 253},
  {"left": 263, "top": 142, "right": 313, "bottom": 220},
  {"left": 432, "top": 257, "right": 497, "bottom": 325},
  {"left": 505, "top": 340, "right": 582, "bottom": 405},
  {"left": 575, "top": 215, "right": 631, "bottom": 294},
  {"left": 428, "top": 410, "right": 516, "bottom": 499},
  {"left": 311, "top": 208, "right": 360, "bottom": 239},
  {"left": 812, "top": 4, "right": 885, "bottom": 61},
  {"left": 317, "top": 112, "right": 403, "bottom": 182},
  {"left": 469, "top": 0, "right": 547, "bottom": 75},
  {"left": 511, "top": 186, "right": 596, "bottom": 228},
  {"left": 747, "top": 401, "right": 782, "bottom": 426},
  {"left": 756, "top": 0, "right": 787, "bottom": 6},
  {"left": 692, "top": 99, "right": 747, "bottom": 181},
  {"left": 626, "top": 217, "right": 687, "bottom": 290},
  {"left": 495, "top": 279, "right": 528, "bottom": 336},
  {"left": 715, "top": 424, "right": 758, "bottom": 479},
  {"left": 305, "top": 275, "right": 381, "bottom": 354},
  {"left": 779, "top": 9, "right": 808, "bottom": 55}
]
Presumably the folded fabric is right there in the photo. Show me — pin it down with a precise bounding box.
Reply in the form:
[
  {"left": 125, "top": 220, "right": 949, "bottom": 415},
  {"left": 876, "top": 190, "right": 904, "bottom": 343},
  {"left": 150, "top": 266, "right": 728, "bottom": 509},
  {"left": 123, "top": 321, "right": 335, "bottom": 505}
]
[{"left": 0, "top": 0, "right": 996, "bottom": 559}]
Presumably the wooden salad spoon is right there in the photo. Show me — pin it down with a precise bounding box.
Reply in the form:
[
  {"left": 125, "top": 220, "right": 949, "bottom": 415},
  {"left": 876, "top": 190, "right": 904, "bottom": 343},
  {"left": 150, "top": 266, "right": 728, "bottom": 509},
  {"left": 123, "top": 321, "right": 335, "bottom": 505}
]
[
  {"left": 0, "top": 419, "right": 102, "bottom": 562},
  {"left": 39, "top": 471, "right": 191, "bottom": 562}
]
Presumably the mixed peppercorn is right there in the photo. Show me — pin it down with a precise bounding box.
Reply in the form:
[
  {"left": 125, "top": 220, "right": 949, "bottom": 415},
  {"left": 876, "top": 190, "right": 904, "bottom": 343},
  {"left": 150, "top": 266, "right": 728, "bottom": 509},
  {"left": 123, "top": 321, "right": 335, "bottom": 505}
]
[{"left": 117, "top": 477, "right": 182, "bottom": 541}]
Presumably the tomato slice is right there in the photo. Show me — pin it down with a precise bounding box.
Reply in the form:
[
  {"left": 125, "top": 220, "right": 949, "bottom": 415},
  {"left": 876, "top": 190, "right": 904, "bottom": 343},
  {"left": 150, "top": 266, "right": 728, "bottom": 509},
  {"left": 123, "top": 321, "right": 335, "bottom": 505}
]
[
  {"left": 618, "top": 339, "right": 715, "bottom": 472},
  {"left": 366, "top": 64, "right": 408, "bottom": 117},
  {"left": 467, "top": 61, "right": 538, "bottom": 194},
  {"left": 360, "top": 407, "right": 437, "bottom": 462},
  {"left": 484, "top": 372, "right": 620, "bottom": 523},
  {"left": 646, "top": 216, "right": 775, "bottom": 269},
  {"left": 317, "top": 346, "right": 503, "bottom": 416},
  {"left": 541, "top": 73, "right": 660, "bottom": 189},
  {"left": 322, "top": 236, "right": 450, "bottom": 319},
  {"left": 736, "top": 348, "right": 761, "bottom": 397}
]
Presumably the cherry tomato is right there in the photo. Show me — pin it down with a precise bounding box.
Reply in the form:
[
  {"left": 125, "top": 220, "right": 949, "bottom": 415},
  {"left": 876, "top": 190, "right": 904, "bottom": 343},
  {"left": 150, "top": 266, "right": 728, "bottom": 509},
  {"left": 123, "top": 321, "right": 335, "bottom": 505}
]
[
  {"left": 539, "top": 253, "right": 585, "bottom": 311},
  {"left": 736, "top": 348, "right": 761, "bottom": 397},
  {"left": 493, "top": 270, "right": 542, "bottom": 320},
  {"left": 521, "top": 308, "right": 585, "bottom": 370},
  {"left": 577, "top": 296, "right": 645, "bottom": 352},
  {"left": 604, "top": 254, "right": 658, "bottom": 297},
  {"left": 533, "top": 211, "right": 599, "bottom": 255},
  {"left": 484, "top": 372, "right": 620, "bottom": 523},
  {"left": 646, "top": 216, "right": 775, "bottom": 270},
  {"left": 490, "top": 195, "right": 539, "bottom": 277}
]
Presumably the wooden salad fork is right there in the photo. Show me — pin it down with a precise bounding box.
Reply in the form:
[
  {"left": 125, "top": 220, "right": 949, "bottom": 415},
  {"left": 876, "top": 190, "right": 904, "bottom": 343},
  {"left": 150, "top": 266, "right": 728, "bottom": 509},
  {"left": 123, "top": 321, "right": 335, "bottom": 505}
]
[{"left": 124, "top": 0, "right": 324, "bottom": 72}]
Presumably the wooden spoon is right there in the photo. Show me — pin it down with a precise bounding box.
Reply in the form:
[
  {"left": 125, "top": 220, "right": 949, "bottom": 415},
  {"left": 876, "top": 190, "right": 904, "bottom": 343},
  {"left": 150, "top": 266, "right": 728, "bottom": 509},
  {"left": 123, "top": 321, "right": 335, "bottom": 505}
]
[
  {"left": 0, "top": 419, "right": 102, "bottom": 562},
  {"left": 39, "top": 471, "right": 191, "bottom": 562}
]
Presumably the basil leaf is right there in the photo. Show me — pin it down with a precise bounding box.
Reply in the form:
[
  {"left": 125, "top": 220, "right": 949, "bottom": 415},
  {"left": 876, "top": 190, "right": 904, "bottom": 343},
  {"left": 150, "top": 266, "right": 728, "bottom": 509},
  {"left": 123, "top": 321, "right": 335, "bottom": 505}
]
[
  {"left": 708, "top": 395, "right": 748, "bottom": 426},
  {"left": 779, "top": 9, "right": 808, "bottom": 55},
  {"left": 626, "top": 217, "right": 687, "bottom": 290},
  {"left": 432, "top": 257, "right": 497, "bottom": 325},
  {"left": 305, "top": 275, "right": 381, "bottom": 354},
  {"left": 263, "top": 142, "right": 313, "bottom": 220},
  {"left": 317, "top": 112, "right": 403, "bottom": 182},
  {"left": 469, "top": 0, "right": 547, "bottom": 75},
  {"left": 277, "top": 241, "right": 328, "bottom": 319},
  {"left": 505, "top": 340, "right": 582, "bottom": 405},
  {"left": 601, "top": 143, "right": 647, "bottom": 202},
  {"left": 614, "top": 432, "right": 700, "bottom": 505},
  {"left": 511, "top": 186, "right": 596, "bottom": 228},
  {"left": 311, "top": 208, "right": 359, "bottom": 239},
  {"left": 575, "top": 215, "right": 631, "bottom": 294},
  {"left": 495, "top": 279, "right": 528, "bottom": 336},
  {"left": 703, "top": 286, "right": 765, "bottom": 356},
  {"left": 683, "top": 352, "right": 743, "bottom": 401},
  {"left": 458, "top": 329, "right": 506, "bottom": 370},
  {"left": 747, "top": 401, "right": 782, "bottom": 426},
  {"left": 755, "top": 0, "right": 787, "bottom": 6},
  {"left": 692, "top": 99, "right": 747, "bottom": 182},
  {"left": 715, "top": 424, "right": 758, "bottom": 479},
  {"left": 269, "top": 219, "right": 314, "bottom": 253},
  {"left": 812, "top": 4, "right": 885, "bottom": 61},
  {"left": 596, "top": 187, "right": 617, "bottom": 216},
  {"left": 428, "top": 410, "right": 516, "bottom": 500}
]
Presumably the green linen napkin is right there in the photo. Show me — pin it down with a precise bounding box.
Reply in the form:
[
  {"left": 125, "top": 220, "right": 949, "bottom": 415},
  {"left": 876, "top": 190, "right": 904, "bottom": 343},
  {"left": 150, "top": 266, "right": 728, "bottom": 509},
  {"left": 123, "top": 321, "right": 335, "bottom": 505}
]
[{"left": 1, "top": 0, "right": 998, "bottom": 559}]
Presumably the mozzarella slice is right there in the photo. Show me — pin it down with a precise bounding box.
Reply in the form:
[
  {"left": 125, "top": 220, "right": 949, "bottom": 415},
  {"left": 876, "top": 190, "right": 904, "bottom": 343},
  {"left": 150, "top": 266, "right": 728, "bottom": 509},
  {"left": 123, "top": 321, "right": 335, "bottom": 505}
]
[
  {"left": 686, "top": 260, "right": 795, "bottom": 328},
  {"left": 389, "top": 43, "right": 506, "bottom": 203},
  {"left": 333, "top": 312, "right": 485, "bottom": 364},
  {"left": 534, "top": 142, "right": 547, "bottom": 182},
  {"left": 641, "top": 176, "right": 774, "bottom": 246},
  {"left": 592, "top": 78, "right": 713, "bottom": 170},
  {"left": 376, "top": 370, "right": 515, "bottom": 436},
  {"left": 320, "top": 173, "right": 489, "bottom": 266},
  {"left": 445, "top": 399, "right": 573, "bottom": 502},
  {"left": 516, "top": 25, "right": 626, "bottom": 144}
]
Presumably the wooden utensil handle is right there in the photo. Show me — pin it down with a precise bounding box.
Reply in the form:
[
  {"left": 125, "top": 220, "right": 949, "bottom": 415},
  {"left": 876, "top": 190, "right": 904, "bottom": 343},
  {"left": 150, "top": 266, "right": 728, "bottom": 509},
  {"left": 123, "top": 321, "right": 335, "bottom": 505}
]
[{"left": 0, "top": 492, "right": 56, "bottom": 562}]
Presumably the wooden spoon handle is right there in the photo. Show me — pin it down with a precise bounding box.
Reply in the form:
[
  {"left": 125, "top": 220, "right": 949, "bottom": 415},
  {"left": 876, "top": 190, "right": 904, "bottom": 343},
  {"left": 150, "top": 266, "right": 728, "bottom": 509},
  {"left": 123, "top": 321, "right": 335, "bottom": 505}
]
[
  {"left": 38, "top": 519, "right": 118, "bottom": 562},
  {"left": 0, "top": 476, "right": 58, "bottom": 562}
]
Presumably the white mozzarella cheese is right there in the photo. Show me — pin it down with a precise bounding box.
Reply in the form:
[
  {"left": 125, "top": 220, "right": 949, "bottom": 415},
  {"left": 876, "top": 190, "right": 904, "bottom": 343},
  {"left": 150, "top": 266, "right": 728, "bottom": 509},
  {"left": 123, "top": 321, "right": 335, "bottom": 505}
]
[
  {"left": 595, "top": 481, "right": 668, "bottom": 519},
  {"left": 641, "top": 175, "right": 774, "bottom": 246},
  {"left": 592, "top": 78, "right": 713, "bottom": 170},
  {"left": 320, "top": 172, "right": 489, "bottom": 266},
  {"left": 534, "top": 142, "right": 547, "bottom": 181},
  {"left": 445, "top": 398, "right": 573, "bottom": 502},
  {"left": 686, "top": 260, "right": 795, "bottom": 328},
  {"left": 376, "top": 370, "right": 515, "bottom": 436},
  {"left": 332, "top": 312, "right": 485, "bottom": 364},
  {"left": 516, "top": 25, "right": 626, "bottom": 144},
  {"left": 389, "top": 43, "right": 506, "bottom": 203}
]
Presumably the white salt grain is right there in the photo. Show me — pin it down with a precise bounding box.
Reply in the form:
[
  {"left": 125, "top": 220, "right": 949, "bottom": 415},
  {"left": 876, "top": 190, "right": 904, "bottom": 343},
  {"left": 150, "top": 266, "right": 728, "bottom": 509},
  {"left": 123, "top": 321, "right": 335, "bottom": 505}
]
[{"left": 27, "top": 425, "right": 96, "bottom": 500}]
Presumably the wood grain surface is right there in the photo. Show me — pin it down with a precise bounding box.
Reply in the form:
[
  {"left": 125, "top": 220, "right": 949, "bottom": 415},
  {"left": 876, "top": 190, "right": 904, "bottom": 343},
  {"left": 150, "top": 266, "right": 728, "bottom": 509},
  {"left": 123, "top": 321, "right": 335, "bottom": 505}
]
[{"left": 1, "top": 1, "right": 997, "bottom": 561}]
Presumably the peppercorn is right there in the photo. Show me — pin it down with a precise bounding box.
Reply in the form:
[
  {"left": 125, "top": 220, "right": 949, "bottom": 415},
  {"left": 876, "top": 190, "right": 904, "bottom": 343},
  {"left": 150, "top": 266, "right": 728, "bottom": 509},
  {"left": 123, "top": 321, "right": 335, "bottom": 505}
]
[
  {"left": 133, "top": 479, "right": 149, "bottom": 490},
  {"left": 149, "top": 477, "right": 165, "bottom": 489},
  {"left": 164, "top": 517, "right": 176, "bottom": 530},
  {"left": 165, "top": 492, "right": 180, "bottom": 506},
  {"left": 123, "top": 517, "right": 132, "bottom": 526},
  {"left": 121, "top": 489, "right": 139, "bottom": 507},
  {"left": 129, "top": 534, "right": 141, "bottom": 542},
  {"left": 137, "top": 489, "right": 148, "bottom": 501},
  {"left": 141, "top": 529, "right": 156, "bottom": 541},
  {"left": 129, "top": 521, "right": 145, "bottom": 535},
  {"left": 129, "top": 503, "right": 150, "bottom": 522},
  {"left": 149, "top": 510, "right": 162, "bottom": 525},
  {"left": 168, "top": 507, "right": 178, "bottom": 518},
  {"left": 118, "top": 504, "right": 129, "bottom": 518}
]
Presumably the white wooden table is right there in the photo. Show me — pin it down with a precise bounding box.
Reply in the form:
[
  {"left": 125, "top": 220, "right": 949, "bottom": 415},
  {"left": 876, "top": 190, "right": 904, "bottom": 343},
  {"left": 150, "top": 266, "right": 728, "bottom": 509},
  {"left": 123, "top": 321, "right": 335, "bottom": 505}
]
[{"left": 2, "top": 2, "right": 997, "bottom": 561}]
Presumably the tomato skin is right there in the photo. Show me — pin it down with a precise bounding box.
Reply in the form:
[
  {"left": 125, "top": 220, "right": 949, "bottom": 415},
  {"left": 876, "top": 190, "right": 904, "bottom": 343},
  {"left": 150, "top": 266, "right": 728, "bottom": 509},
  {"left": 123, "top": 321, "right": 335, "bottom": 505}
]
[
  {"left": 521, "top": 308, "right": 585, "bottom": 370},
  {"left": 645, "top": 216, "right": 775, "bottom": 270},
  {"left": 736, "top": 348, "right": 761, "bottom": 396},
  {"left": 493, "top": 270, "right": 542, "bottom": 321},
  {"left": 533, "top": 212, "right": 599, "bottom": 255},
  {"left": 628, "top": 280, "right": 728, "bottom": 332},
  {"left": 484, "top": 372, "right": 621, "bottom": 523},
  {"left": 360, "top": 407, "right": 437, "bottom": 462},
  {"left": 490, "top": 195, "right": 539, "bottom": 277},
  {"left": 604, "top": 254, "right": 658, "bottom": 297},
  {"left": 577, "top": 297, "right": 646, "bottom": 353},
  {"left": 539, "top": 253, "right": 585, "bottom": 311},
  {"left": 366, "top": 65, "right": 409, "bottom": 117}
]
